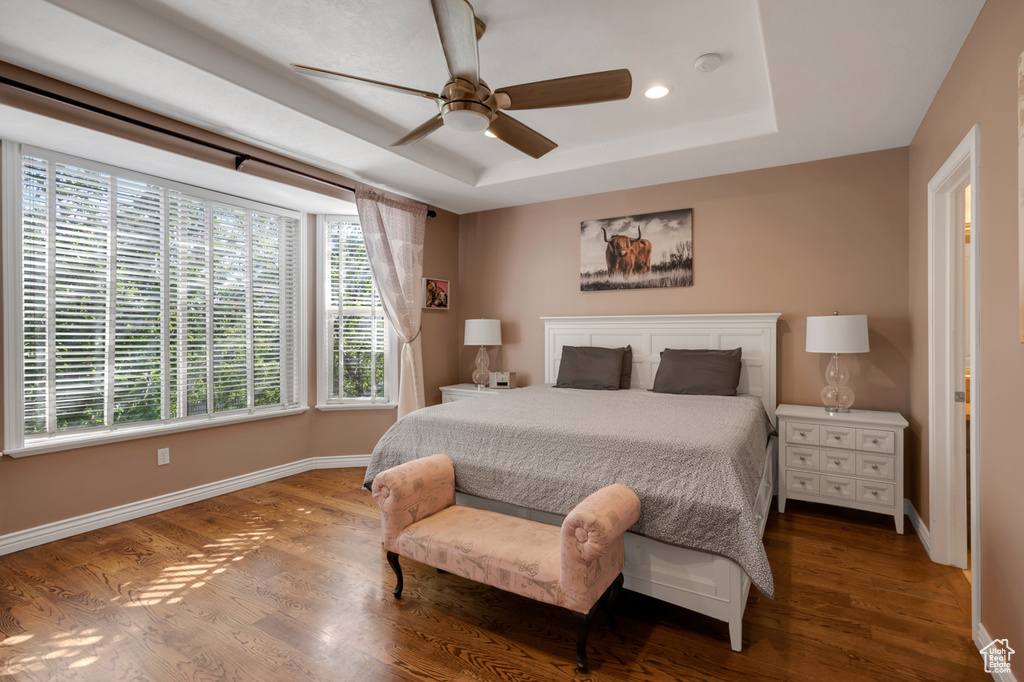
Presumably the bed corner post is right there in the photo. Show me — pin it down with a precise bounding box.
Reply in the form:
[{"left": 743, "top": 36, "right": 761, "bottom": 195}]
[{"left": 728, "top": 563, "right": 745, "bottom": 651}]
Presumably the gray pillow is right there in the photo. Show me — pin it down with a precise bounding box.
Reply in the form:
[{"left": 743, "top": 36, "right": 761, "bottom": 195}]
[
  {"left": 555, "top": 346, "right": 626, "bottom": 390},
  {"left": 620, "top": 345, "right": 633, "bottom": 389},
  {"left": 652, "top": 348, "right": 742, "bottom": 396}
]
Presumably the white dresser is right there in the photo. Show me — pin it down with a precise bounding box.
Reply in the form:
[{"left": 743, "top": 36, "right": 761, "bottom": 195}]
[
  {"left": 776, "top": 404, "right": 908, "bottom": 533},
  {"left": 440, "top": 383, "right": 506, "bottom": 403}
]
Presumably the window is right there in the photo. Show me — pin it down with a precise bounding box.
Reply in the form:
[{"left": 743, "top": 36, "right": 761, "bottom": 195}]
[
  {"left": 317, "top": 215, "right": 396, "bottom": 409},
  {"left": 2, "top": 144, "right": 305, "bottom": 456}
]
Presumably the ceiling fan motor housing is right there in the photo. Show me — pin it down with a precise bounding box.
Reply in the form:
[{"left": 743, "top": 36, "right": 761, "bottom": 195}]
[{"left": 440, "top": 78, "right": 495, "bottom": 132}]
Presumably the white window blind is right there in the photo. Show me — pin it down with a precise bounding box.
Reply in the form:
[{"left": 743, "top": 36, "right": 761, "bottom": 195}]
[
  {"left": 4, "top": 146, "right": 303, "bottom": 455},
  {"left": 319, "top": 216, "right": 395, "bottom": 407}
]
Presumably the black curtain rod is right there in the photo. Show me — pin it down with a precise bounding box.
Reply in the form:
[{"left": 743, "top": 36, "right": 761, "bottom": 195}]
[{"left": 1, "top": 76, "right": 437, "bottom": 218}]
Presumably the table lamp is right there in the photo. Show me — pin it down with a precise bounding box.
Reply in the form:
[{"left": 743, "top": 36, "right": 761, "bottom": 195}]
[
  {"left": 805, "top": 313, "right": 870, "bottom": 413},
  {"left": 465, "top": 319, "right": 501, "bottom": 388}
]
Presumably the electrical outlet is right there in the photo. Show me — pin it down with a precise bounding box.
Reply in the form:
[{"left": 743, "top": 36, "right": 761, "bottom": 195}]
[{"left": 157, "top": 448, "right": 170, "bottom": 466}]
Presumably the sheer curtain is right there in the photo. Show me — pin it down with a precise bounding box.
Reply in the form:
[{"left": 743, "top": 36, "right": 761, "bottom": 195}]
[{"left": 355, "top": 189, "right": 429, "bottom": 418}]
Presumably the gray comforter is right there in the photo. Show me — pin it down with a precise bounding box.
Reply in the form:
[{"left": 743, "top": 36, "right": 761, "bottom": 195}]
[{"left": 364, "top": 385, "right": 774, "bottom": 597}]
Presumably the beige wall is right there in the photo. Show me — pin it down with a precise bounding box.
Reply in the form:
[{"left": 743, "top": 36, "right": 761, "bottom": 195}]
[
  {"left": 908, "top": 0, "right": 1024, "bottom": 649},
  {"left": 458, "top": 149, "right": 911, "bottom": 421},
  {"left": 0, "top": 189, "right": 461, "bottom": 535}
]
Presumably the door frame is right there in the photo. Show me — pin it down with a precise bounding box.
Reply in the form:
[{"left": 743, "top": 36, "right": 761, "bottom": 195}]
[{"left": 927, "top": 124, "right": 980, "bottom": 637}]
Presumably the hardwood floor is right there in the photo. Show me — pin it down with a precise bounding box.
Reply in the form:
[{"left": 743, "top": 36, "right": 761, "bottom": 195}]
[{"left": 0, "top": 468, "right": 988, "bottom": 681}]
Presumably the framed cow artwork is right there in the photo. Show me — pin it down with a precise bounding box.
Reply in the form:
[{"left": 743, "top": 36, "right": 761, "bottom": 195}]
[{"left": 580, "top": 208, "right": 693, "bottom": 291}]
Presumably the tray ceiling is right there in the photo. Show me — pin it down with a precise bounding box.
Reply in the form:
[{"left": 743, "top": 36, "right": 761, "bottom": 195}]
[{"left": 0, "top": 0, "right": 984, "bottom": 213}]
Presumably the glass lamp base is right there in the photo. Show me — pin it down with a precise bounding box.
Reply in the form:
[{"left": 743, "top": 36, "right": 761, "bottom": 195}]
[
  {"left": 820, "top": 353, "right": 855, "bottom": 413},
  {"left": 472, "top": 345, "right": 490, "bottom": 387}
]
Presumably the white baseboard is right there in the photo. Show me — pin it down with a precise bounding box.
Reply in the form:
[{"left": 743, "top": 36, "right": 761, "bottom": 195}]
[
  {"left": 977, "top": 623, "right": 1019, "bottom": 682},
  {"left": 0, "top": 455, "right": 370, "bottom": 556},
  {"left": 904, "top": 498, "right": 932, "bottom": 559},
  {"left": 314, "top": 454, "right": 371, "bottom": 468}
]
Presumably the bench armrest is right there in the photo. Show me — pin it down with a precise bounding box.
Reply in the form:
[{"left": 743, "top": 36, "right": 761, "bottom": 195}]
[
  {"left": 559, "top": 483, "right": 641, "bottom": 613},
  {"left": 371, "top": 454, "right": 456, "bottom": 549}
]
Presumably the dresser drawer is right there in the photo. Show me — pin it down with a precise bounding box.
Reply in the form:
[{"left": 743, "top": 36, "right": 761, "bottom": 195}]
[
  {"left": 857, "top": 428, "right": 895, "bottom": 454},
  {"left": 785, "top": 446, "right": 819, "bottom": 471},
  {"left": 856, "top": 453, "right": 895, "bottom": 480},
  {"left": 786, "top": 422, "right": 819, "bottom": 445},
  {"left": 820, "top": 450, "right": 854, "bottom": 475},
  {"left": 820, "top": 425, "right": 855, "bottom": 449},
  {"left": 786, "top": 470, "right": 820, "bottom": 495},
  {"left": 440, "top": 386, "right": 503, "bottom": 403},
  {"left": 822, "top": 475, "right": 854, "bottom": 501},
  {"left": 857, "top": 480, "right": 896, "bottom": 507}
]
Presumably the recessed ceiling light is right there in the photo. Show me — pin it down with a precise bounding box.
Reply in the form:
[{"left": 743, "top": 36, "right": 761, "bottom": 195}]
[
  {"left": 644, "top": 85, "right": 671, "bottom": 99},
  {"left": 484, "top": 129, "right": 497, "bottom": 138}
]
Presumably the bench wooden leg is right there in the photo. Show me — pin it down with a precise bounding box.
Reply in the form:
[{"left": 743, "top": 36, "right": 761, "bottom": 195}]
[
  {"left": 606, "top": 572, "right": 625, "bottom": 630},
  {"left": 573, "top": 608, "right": 594, "bottom": 672},
  {"left": 386, "top": 551, "right": 403, "bottom": 599}
]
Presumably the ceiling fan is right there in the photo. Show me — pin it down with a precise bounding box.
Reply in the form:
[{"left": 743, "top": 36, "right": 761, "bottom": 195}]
[{"left": 290, "top": 0, "right": 632, "bottom": 159}]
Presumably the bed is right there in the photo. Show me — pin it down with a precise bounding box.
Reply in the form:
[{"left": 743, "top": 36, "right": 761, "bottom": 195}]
[{"left": 365, "top": 313, "right": 780, "bottom": 651}]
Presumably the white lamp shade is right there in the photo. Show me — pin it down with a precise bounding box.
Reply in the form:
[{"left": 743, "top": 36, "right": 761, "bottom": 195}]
[
  {"left": 465, "top": 319, "right": 501, "bottom": 346},
  {"left": 806, "top": 315, "right": 869, "bottom": 354}
]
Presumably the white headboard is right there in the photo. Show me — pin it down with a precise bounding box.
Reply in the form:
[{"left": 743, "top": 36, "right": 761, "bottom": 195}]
[{"left": 542, "top": 313, "right": 781, "bottom": 422}]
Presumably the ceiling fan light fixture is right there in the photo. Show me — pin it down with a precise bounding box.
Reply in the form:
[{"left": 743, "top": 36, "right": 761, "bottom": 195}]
[
  {"left": 644, "top": 85, "right": 671, "bottom": 99},
  {"left": 484, "top": 129, "right": 497, "bottom": 138},
  {"left": 441, "top": 102, "right": 492, "bottom": 133}
]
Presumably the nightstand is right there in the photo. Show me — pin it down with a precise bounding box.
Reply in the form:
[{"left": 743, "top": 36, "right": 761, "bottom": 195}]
[
  {"left": 440, "top": 383, "right": 505, "bottom": 403},
  {"left": 776, "top": 404, "right": 908, "bottom": 533}
]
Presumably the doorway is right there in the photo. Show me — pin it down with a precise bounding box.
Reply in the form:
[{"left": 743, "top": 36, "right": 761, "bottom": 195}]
[
  {"left": 927, "top": 124, "right": 980, "bottom": 640},
  {"left": 962, "top": 184, "right": 972, "bottom": 584},
  {"left": 954, "top": 183, "right": 970, "bottom": 581}
]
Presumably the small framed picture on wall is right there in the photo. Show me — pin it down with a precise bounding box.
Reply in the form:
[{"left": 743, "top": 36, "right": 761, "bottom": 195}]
[{"left": 422, "top": 278, "right": 450, "bottom": 310}]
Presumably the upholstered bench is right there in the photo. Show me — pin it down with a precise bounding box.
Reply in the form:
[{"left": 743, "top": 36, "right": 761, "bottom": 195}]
[{"left": 370, "top": 453, "right": 641, "bottom": 672}]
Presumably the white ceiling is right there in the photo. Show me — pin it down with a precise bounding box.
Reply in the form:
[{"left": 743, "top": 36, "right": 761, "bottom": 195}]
[{"left": 0, "top": 0, "right": 984, "bottom": 214}]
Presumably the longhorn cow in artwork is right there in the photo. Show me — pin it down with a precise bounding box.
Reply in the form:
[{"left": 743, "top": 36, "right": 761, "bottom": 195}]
[
  {"left": 580, "top": 208, "right": 692, "bottom": 291},
  {"left": 602, "top": 226, "right": 652, "bottom": 276}
]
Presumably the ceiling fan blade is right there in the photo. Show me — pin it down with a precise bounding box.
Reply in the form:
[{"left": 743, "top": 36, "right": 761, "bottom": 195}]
[
  {"left": 496, "top": 69, "right": 632, "bottom": 110},
  {"left": 391, "top": 114, "right": 445, "bottom": 147},
  {"left": 488, "top": 112, "right": 557, "bottom": 159},
  {"left": 291, "top": 63, "right": 440, "bottom": 101},
  {"left": 430, "top": 0, "right": 480, "bottom": 86}
]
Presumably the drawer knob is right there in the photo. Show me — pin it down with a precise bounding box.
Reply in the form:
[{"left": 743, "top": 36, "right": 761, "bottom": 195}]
[
  {"left": 799, "top": 456, "right": 805, "bottom": 461},
  {"left": 834, "top": 435, "right": 840, "bottom": 440},
  {"left": 799, "top": 431, "right": 805, "bottom": 437},
  {"left": 871, "top": 464, "right": 879, "bottom": 470},
  {"left": 834, "top": 460, "right": 840, "bottom": 465},
  {"left": 871, "top": 490, "right": 879, "bottom": 496},
  {"left": 834, "top": 485, "right": 841, "bottom": 491},
  {"left": 800, "top": 481, "right": 806, "bottom": 486},
  {"left": 872, "top": 438, "right": 879, "bottom": 444}
]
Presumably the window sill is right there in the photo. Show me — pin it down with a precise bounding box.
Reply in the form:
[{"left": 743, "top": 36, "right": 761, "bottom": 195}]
[
  {"left": 316, "top": 402, "right": 398, "bottom": 412},
  {"left": 2, "top": 405, "right": 310, "bottom": 458}
]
